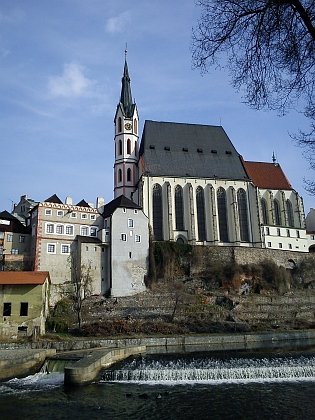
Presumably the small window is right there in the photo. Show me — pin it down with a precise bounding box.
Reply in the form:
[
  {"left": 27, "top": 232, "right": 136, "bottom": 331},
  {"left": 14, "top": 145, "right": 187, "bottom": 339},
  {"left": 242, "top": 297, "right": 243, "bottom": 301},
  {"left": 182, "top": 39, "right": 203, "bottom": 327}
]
[
  {"left": 94, "top": 247, "right": 97, "bottom": 252},
  {"left": 289, "top": 243, "right": 292, "bottom": 249},
  {"left": 19, "top": 235, "right": 25, "bottom": 243},
  {"left": 197, "top": 148, "right": 203, "bottom": 153},
  {"left": 164, "top": 146, "right": 170, "bottom": 151},
  {"left": 277, "top": 228, "right": 281, "bottom": 236},
  {"left": 90, "top": 214, "right": 96, "bottom": 220},
  {"left": 134, "top": 209, "right": 138, "bottom": 214},
  {"left": 11, "top": 249, "right": 18, "bottom": 255},
  {"left": 45, "top": 209, "right": 52, "bottom": 216},
  {"left": 90, "top": 227, "right": 97, "bottom": 237},
  {"left": 3, "top": 303, "right": 11, "bottom": 316},
  {"left": 268, "top": 242, "right": 272, "bottom": 247},
  {"left": 104, "top": 219, "right": 108, "bottom": 228},
  {"left": 149, "top": 145, "right": 155, "bottom": 149},
  {"left": 121, "top": 233, "right": 127, "bottom": 241},
  {"left": 20, "top": 302, "right": 28, "bottom": 317},
  {"left": 7, "top": 234, "right": 13, "bottom": 242},
  {"left": 279, "top": 243, "right": 283, "bottom": 248},
  {"left": 65, "top": 225, "right": 73, "bottom": 235},
  {"left": 56, "top": 225, "right": 64, "bottom": 234},
  {"left": 47, "top": 243, "right": 56, "bottom": 253},
  {"left": 296, "top": 231, "right": 300, "bottom": 238},
  {"left": 81, "top": 213, "right": 87, "bottom": 219},
  {"left": 61, "top": 245, "right": 70, "bottom": 254},
  {"left": 287, "top": 229, "right": 290, "bottom": 237},
  {"left": 182, "top": 147, "right": 188, "bottom": 152},
  {"left": 85, "top": 246, "right": 88, "bottom": 251},
  {"left": 123, "top": 208, "right": 126, "bottom": 213},
  {"left": 57, "top": 210, "right": 64, "bottom": 217},
  {"left": 71, "top": 212, "right": 77, "bottom": 218},
  {"left": 265, "top": 227, "right": 270, "bottom": 235},
  {"left": 225, "top": 151, "right": 232, "bottom": 155},
  {"left": 128, "top": 218, "right": 134, "bottom": 228},
  {"left": 46, "top": 223, "right": 54, "bottom": 233},
  {"left": 129, "top": 252, "right": 132, "bottom": 258},
  {"left": 211, "top": 150, "right": 217, "bottom": 154},
  {"left": 81, "top": 226, "right": 88, "bottom": 236},
  {"left": 135, "top": 235, "right": 141, "bottom": 243}
]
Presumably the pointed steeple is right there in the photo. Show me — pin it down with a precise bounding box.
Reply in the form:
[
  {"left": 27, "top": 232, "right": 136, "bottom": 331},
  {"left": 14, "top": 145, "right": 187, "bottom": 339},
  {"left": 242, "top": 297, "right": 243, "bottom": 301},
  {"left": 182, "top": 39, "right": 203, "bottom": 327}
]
[{"left": 120, "top": 53, "right": 134, "bottom": 118}]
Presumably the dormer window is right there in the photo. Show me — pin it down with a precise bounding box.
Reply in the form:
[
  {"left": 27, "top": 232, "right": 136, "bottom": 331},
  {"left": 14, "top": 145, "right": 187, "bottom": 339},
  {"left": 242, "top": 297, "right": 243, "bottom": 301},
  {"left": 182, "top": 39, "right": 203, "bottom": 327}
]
[
  {"left": 164, "top": 146, "right": 170, "bottom": 151},
  {"left": 211, "top": 150, "right": 217, "bottom": 154},
  {"left": 197, "top": 148, "right": 203, "bottom": 153},
  {"left": 182, "top": 147, "right": 188, "bottom": 152},
  {"left": 226, "top": 151, "right": 232, "bottom": 155},
  {"left": 149, "top": 145, "right": 155, "bottom": 149}
]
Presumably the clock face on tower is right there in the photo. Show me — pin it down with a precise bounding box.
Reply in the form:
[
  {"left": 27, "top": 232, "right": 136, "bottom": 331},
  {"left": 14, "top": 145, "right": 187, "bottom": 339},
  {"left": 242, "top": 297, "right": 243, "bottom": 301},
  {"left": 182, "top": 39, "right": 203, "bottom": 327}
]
[{"left": 125, "top": 122, "right": 132, "bottom": 130}]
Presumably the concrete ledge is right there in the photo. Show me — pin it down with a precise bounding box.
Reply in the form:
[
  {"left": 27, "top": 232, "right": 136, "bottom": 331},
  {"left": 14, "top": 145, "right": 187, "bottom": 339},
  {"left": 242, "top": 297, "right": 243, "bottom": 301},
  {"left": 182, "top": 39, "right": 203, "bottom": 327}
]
[
  {"left": 64, "top": 345, "right": 146, "bottom": 386},
  {"left": 0, "top": 349, "right": 56, "bottom": 382}
]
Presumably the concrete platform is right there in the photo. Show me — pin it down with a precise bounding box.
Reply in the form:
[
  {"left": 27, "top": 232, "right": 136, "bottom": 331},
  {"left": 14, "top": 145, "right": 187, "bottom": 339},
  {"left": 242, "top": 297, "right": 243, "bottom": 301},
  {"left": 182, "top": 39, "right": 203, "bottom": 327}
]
[
  {"left": 63, "top": 345, "right": 146, "bottom": 386},
  {"left": 0, "top": 348, "right": 56, "bottom": 382}
]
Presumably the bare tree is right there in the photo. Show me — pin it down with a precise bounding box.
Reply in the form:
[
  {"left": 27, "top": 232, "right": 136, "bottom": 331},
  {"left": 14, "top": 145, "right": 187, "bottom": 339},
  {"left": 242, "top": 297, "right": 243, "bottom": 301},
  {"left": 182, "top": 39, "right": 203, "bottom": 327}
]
[
  {"left": 191, "top": 0, "right": 315, "bottom": 191},
  {"left": 66, "top": 253, "right": 93, "bottom": 330}
]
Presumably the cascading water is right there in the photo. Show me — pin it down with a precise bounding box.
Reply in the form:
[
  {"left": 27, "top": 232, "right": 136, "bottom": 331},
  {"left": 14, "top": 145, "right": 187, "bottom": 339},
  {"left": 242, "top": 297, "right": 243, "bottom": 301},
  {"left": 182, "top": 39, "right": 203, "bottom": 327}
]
[{"left": 102, "top": 353, "right": 315, "bottom": 384}]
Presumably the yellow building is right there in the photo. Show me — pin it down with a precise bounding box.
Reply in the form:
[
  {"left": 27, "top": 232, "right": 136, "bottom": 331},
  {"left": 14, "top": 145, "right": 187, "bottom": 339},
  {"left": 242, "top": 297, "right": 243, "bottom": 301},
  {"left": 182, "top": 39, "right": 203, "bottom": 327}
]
[{"left": 0, "top": 271, "right": 50, "bottom": 339}]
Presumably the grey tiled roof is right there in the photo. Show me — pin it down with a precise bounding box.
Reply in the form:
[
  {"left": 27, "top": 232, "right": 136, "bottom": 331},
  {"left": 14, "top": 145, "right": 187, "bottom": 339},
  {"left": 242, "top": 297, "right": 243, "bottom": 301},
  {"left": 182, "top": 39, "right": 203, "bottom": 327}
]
[{"left": 139, "top": 121, "right": 249, "bottom": 180}]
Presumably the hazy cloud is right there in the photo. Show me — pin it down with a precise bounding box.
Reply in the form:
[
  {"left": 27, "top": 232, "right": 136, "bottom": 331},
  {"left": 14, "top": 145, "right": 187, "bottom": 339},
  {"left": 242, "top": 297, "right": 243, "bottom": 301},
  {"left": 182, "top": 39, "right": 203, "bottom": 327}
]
[
  {"left": 48, "top": 62, "right": 94, "bottom": 98},
  {"left": 105, "top": 11, "right": 131, "bottom": 33}
]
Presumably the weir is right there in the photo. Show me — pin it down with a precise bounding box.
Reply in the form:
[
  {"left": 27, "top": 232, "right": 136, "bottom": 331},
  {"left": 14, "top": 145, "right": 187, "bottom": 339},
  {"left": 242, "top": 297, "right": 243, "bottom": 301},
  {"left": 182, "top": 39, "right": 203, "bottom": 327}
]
[{"left": 102, "top": 353, "right": 315, "bottom": 384}]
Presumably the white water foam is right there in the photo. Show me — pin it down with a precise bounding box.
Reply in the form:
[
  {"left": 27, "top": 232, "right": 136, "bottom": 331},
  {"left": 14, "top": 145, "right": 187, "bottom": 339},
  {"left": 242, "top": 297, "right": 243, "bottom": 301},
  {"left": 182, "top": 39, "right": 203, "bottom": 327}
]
[
  {"left": 102, "top": 355, "right": 315, "bottom": 385},
  {"left": 0, "top": 372, "right": 64, "bottom": 395}
]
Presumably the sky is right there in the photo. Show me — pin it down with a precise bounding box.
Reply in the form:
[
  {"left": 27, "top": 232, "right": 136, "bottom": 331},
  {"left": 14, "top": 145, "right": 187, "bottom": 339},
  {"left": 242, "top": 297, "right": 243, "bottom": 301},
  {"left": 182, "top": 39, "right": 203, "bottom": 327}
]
[{"left": 0, "top": 0, "right": 313, "bottom": 214}]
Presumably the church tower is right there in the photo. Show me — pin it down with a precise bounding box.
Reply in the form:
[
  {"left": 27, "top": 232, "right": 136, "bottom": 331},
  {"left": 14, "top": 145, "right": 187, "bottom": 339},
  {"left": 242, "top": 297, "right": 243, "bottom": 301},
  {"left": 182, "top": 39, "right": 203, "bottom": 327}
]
[{"left": 114, "top": 53, "right": 139, "bottom": 199}]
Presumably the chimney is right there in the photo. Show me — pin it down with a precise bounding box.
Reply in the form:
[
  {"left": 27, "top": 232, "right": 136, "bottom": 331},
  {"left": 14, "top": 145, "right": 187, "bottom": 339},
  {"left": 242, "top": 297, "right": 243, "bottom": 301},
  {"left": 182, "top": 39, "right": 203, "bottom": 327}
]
[
  {"left": 65, "top": 196, "right": 73, "bottom": 205},
  {"left": 96, "top": 197, "right": 104, "bottom": 208}
]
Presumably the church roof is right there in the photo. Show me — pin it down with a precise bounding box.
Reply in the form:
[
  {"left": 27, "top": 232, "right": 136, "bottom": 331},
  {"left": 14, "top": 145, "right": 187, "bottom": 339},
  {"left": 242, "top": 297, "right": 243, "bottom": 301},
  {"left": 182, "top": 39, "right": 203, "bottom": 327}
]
[
  {"left": 139, "top": 121, "right": 249, "bottom": 181},
  {"left": 242, "top": 160, "right": 293, "bottom": 190},
  {"left": 102, "top": 195, "right": 141, "bottom": 218},
  {"left": 119, "top": 58, "right": 135, "bottom": 118}
]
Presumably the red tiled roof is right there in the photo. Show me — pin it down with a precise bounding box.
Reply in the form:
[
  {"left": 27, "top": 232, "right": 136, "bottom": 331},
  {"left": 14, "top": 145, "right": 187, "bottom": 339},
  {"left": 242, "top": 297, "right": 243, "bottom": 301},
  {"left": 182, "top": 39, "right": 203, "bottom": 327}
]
[
  {"left": 0, "top": 271, "right": 50, "bottom": 285},
  {"left": 242, "top": 159, "right": 293, "bottom": 190}
]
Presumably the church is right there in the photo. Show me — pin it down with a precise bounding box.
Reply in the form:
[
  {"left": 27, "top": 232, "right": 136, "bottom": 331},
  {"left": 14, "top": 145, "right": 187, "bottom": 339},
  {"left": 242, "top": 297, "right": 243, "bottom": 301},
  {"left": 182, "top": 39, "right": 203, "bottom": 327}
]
[{"left": 113, "top": 57, "right": 308, "bottom": 253}]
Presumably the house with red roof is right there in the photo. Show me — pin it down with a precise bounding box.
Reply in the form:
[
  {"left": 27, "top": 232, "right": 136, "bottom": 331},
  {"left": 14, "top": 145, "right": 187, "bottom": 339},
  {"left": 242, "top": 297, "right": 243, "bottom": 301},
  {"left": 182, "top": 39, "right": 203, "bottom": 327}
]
[{"left": 0, "top": 271, "right": 50, "bottom": 339}]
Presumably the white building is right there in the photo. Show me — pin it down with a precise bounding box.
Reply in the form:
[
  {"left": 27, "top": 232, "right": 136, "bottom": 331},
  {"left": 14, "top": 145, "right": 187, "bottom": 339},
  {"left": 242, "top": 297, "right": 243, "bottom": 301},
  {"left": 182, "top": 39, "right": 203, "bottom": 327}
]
[{"left": 113, "top": 58, "right": 307, "bottom": 252}]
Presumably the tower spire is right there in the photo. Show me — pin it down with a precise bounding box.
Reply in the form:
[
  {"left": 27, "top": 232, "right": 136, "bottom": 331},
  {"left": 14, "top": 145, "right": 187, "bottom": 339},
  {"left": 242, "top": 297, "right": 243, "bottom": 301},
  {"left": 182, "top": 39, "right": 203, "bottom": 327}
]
[{"left": 120, "top": 49, "right": 133, "bottom": 118}]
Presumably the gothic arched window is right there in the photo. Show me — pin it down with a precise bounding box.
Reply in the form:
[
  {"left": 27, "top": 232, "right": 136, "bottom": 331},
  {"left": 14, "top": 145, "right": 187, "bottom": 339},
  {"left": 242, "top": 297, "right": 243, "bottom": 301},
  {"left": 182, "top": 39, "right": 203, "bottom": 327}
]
[
  {"left": 135, "top": 141, "right": 137, "bottom": 157},
  {"left": 237, "top": 189, "right": 249, "bottom": 242},
  {"left": 118, "top": 140, "right": 122, "bottom": 155},
  {"left": 127, "top": 139, "right": 131, "bottom": 154},
  {"left": 261, "top": 198, "right": 269, "bottom": 224},
  {"left": 217, "top": 187, "right": 229, "bottom": 242},
  {"left": 127, "top": 168, "right": 131, "bottom": 182},
  {"left": 274, "top": 199, "right": 281, "bottom": 226},
  {"left": 118, "top": 169, "right": 122, "bottom": 183},
  {"left": 286, "top": 199, "right": 294, "bottom": 227},
  {"left": 175, "top": 185, "right": 184, "bottom": 230},
  {"left": 153, "top": 184, "right": 163, "bottom": 240},
  {"left": 118, "top": 117, "right": 122, "bottom": 133},
  {"left": 196, "top": 186, "right": 206, "bottom": 241},
  {"left": 134, "top": 118, "right": 137, "bottom": 134}
]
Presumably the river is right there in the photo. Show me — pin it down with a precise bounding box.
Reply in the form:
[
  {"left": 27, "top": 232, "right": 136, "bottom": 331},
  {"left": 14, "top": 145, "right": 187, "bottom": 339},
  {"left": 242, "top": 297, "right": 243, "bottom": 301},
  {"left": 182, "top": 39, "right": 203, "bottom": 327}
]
[{"left": 1, "top": 346, "right": 315, "bottom": 419}]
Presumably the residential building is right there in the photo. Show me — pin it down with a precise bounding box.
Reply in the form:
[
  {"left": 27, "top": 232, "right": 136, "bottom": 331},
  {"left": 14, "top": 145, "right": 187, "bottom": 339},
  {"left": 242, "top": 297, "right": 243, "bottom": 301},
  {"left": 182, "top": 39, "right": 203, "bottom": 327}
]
[
  {"left": 0, "top": 271, "right": 50, "bottom": 338},
  {"left": 0, "top": 210, "right": 32, "bottom": 270},
  {"left": 29, "top": 194, "right": 105, "bottom": 303},
  {"left": 100, "top": 195, "right": 148, "bottom": 297}
]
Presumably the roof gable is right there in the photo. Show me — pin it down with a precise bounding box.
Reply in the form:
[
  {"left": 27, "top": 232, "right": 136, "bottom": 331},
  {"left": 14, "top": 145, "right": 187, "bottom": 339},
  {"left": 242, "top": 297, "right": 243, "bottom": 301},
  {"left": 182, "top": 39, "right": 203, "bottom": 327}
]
[
  {"left": 45, "top": 194, "right": 63, "bottom": 204},
  {"left": 75, "top": 199, "right": 91, "bottom": 207},
  {"left": 242, "top": 160, "right": 293, "bottom": 190},
  {"left": 102, "top": 195, "right": 141, "bottom": 218},
  {"left": 139, "top": 120, "right": 249, "bottom": 180}
]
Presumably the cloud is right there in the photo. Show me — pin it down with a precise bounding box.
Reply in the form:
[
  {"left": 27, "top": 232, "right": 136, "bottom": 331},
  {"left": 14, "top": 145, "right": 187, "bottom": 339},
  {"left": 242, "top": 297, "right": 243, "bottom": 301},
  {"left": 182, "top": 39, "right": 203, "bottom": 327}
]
[
  {"left": 48, "top": 62, "right": 94, "bottom": 98},
  {"left": 105, "top": 11, "right": 131, "bottom": 34}
]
